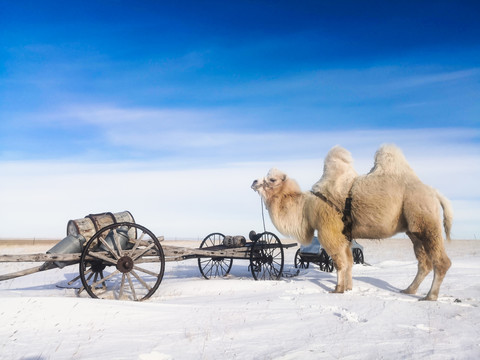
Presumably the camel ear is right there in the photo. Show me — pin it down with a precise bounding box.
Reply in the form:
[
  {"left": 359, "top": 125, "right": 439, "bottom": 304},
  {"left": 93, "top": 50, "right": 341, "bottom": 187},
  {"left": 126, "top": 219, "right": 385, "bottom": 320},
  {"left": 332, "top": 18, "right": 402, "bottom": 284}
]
[{"left": 281, "top": 174, "right": 287, "bottom": 181}]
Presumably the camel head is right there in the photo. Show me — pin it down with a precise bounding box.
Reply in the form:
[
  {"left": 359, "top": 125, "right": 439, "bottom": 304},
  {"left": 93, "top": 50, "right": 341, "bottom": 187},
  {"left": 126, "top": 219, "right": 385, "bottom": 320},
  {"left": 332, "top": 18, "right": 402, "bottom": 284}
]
[{"left": 251, "top": 168, "right": 288, "bottom": 199}]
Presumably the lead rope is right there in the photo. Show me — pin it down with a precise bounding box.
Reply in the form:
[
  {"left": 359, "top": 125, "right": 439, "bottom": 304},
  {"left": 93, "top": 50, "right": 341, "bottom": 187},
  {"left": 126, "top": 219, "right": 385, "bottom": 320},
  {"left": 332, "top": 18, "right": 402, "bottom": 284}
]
[{"left": 260, "top": 197, "right": 267, "bottom": 233}]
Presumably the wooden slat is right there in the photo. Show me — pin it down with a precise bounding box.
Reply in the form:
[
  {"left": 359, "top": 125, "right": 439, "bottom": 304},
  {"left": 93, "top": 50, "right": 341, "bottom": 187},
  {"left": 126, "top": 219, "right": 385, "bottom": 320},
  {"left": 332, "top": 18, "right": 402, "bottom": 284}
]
[
  {"left": 0, "top": 243, "right": 298, "bottom": 263},
  {"left": 0, "top": 262, "right": 57, "bottom": 281},
  {"left": 0, "top": 253, "right": 83, "bottom": 262}
]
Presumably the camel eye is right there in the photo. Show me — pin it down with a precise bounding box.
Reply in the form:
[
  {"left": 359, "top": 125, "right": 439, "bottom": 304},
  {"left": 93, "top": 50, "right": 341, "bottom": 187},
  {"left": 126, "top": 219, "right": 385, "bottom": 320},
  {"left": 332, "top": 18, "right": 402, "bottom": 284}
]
[{"left": 269, "top": 178, "right": 276, "bottom": 183}]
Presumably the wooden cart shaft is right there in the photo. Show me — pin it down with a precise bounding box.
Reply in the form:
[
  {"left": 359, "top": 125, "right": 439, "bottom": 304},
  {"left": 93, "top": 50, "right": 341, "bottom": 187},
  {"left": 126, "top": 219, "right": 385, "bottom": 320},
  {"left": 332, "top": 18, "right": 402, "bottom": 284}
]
[{"left": 0, "top": 242, "right": 297, "bottom": 263}]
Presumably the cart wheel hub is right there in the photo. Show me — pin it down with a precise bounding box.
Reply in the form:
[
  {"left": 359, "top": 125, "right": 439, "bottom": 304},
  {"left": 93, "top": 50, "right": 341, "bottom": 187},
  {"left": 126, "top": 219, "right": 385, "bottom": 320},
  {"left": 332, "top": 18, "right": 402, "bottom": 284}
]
[{"left": 117, "top": 256, "right": 134, "bottom": 273}]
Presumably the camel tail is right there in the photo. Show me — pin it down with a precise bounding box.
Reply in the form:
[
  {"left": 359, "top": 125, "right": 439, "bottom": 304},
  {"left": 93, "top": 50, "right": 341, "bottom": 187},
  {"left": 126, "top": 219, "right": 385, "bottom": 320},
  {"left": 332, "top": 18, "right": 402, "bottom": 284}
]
[{"left": 437, "top": 191, "right": 453, "bottom": 241}]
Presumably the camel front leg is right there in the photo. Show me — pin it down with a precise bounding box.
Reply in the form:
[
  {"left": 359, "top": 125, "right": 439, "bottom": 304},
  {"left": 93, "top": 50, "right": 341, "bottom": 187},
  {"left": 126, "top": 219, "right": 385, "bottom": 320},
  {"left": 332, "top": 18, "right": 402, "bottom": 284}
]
[
  {"left": 344, "top": 245, "right": 353, "bottom": 291},
  {"left": 316, "top": 210, "right": 350, "bottom": 294},
  {"left": 330, "top": 249, "right": 350, "bottom": 293},
  {"left": 333, "top": 268, "right": 345, "bottom": 293}
]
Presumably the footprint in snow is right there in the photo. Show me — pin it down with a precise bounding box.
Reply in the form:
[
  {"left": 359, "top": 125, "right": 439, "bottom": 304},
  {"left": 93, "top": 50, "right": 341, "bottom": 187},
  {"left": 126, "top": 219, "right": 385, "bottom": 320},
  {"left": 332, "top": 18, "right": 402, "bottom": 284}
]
[{"left": 332, "top": 307, "right": 368, "bottom": 323}]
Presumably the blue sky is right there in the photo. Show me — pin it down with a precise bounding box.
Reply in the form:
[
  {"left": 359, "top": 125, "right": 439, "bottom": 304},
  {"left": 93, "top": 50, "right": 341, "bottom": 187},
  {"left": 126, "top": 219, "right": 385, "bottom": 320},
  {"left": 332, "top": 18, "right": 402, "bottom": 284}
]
[{"left": 0, "top": 1, "right": 479, "bottom": 239}]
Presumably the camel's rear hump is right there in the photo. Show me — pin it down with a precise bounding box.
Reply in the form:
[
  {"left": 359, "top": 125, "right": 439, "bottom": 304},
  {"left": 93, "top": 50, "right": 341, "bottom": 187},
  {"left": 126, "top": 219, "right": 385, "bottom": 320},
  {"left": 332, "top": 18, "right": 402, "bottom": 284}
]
[{"left": 369, "top": 144, "right": 417, "bottom": 177}]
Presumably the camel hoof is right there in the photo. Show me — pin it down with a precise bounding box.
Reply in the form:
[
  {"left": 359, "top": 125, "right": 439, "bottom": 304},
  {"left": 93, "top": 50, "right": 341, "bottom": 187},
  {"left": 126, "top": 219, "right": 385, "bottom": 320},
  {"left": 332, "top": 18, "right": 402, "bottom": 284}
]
[
  {"left": 330, "top": 286, "right": 344, "bottom": 294},
  {"left": 400, "top": 288, "right": 416, "bottom": 295},
  {"left": 419, "top": 295, "right": 438, "bottom": 301}
]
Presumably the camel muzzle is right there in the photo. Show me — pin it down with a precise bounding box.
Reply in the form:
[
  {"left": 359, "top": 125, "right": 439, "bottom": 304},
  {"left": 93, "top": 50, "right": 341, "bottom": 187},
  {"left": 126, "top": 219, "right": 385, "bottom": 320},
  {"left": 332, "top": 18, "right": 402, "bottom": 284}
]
[{"left": 251, "top": 179, "right": 262, "bottom": 191}]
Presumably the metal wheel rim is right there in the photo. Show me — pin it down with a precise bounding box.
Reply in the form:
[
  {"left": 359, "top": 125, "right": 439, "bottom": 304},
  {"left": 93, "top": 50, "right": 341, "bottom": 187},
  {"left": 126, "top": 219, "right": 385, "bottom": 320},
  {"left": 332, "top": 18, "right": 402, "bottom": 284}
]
[
  {"left": 294, "top": 248, "right": 309, "bottom": 269},
  {"left": 197, "top": 233, "right": 233, "bottom": 279},
  {"left": 319, "top": 249, "right": 327, "bottom": 271},
  {"left": 249, "top": 232, "right": 284, "bottom": 280},
  {"left": 320, "top": 249, "right": 334, "bottom": 272},
  {"left": 353, "top": 248, "right": 364, "bottom": 264},
  {"left": 79, "top": 222, "right": 165, "bottom": 301},
  {"left": 325, "top": 256, "right": 334, "bottom": 272}
]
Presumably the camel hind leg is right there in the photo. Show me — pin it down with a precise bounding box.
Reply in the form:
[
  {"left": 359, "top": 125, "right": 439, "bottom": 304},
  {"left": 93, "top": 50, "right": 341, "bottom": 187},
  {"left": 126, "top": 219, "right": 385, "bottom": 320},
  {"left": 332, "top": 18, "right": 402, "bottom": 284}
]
[
  {"left": 420, "top": 229, "right": 451, "bottom": 301},
  {"left": 402, "top": 188, "right": 452, "bottom": 300},
  {"left": 403, "top": 230, "right": 451, "bottom": 301},
  {"left": 401, "top": 231, "right": 432, "bottom": 295}
]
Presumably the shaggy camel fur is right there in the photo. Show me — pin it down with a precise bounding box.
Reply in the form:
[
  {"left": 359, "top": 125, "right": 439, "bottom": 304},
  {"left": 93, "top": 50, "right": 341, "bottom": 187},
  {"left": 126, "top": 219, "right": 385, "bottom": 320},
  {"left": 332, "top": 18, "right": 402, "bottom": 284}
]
[{"left": 252, "top": 144, "right": 452, "bottom": 300}]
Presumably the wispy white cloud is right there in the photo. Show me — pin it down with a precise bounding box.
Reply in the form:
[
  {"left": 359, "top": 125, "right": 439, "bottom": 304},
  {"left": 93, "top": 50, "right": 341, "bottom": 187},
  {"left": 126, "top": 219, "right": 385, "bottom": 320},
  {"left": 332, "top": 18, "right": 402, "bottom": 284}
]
[
  {"left": 45, "top": 105, "right": 217, "bottom": 129},
  {"left": 390, "top": 68, "right": 480, "bottom": 89},
  {"left": 189, "top": 66, "right": 480, "bottom": 103},
  {"left": 33, "top": 104, "right": 480, "bottom": 152}
]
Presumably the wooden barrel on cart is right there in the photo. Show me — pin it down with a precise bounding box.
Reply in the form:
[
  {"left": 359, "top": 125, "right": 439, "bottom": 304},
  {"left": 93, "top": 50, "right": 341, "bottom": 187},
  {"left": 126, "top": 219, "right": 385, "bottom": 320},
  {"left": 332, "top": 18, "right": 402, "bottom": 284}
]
[{"left": 66, "top": 211, "right": 136, "bottom": 241}]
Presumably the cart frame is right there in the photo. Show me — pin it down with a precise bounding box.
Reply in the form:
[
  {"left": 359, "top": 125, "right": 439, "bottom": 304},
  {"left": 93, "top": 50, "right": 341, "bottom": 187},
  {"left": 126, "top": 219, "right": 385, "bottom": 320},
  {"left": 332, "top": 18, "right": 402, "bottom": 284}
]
[{"left": 0, "top": 222, "right": 296, "bottom": 301}]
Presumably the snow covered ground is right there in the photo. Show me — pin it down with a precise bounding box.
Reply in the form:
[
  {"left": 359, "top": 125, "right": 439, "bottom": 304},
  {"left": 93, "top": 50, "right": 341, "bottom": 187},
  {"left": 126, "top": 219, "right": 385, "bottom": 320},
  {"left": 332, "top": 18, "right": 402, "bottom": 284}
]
[{"left": 1, "top": 238, "right": 479, "bottom": 360}]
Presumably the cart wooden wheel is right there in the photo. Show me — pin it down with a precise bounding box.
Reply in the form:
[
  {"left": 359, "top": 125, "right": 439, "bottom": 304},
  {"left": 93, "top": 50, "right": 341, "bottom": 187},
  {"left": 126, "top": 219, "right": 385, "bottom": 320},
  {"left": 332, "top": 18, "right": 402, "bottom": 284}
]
[
  {"left": 353, "top": 248, "right": 364, "bottom": 264},
  {"left": 79, "top": 222, "right": 165, "bottom": 301},
  {"left": 294, "top": 248, "right": 309, "bottom": 269},
  {"left": 198, "top": 232, "right": 233, "bottom": 279},
  {"left": 249, "top": 231, "right": 284, "bottom": 280},
  {"left": 320, "top": 249, "right": 334, "bottom": 272}
]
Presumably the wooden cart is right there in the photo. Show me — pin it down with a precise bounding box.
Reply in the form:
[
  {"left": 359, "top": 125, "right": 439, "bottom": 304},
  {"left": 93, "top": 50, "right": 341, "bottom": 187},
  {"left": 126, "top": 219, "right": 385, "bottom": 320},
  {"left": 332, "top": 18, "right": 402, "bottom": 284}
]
[{"left": 0, "top": 219, "right": 296, "bottom": 301}]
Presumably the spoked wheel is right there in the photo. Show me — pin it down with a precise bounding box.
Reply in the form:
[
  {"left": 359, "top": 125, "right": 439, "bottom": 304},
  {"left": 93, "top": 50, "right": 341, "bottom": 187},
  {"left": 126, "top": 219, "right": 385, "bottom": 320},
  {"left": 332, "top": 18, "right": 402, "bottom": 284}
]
[
  {"left": 198, "top": 233, "right": 233, "bottom": 279},
  {"left": 249, "top": 232, "right": 284, "bottom": 280},
  {"left": 294, "top": 248, "right": 309, "bottom": 269},
  {"left": 353, "top": 248, "right": 364, "bottom": 264},
  {"left": 79, "top": 222, "right": 165, "bottom": 301},
  {"left": 320, "top": 249, "right": 334, "bottom": 272}
]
